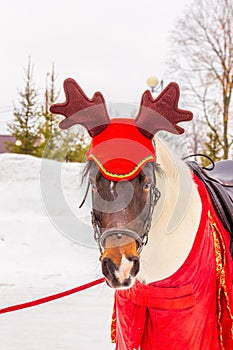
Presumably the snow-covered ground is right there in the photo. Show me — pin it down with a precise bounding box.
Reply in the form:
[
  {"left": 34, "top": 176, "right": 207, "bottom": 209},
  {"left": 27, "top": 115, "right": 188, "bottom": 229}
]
[{"left": 0, "top": 153, "right": 115, "bottom": 349}]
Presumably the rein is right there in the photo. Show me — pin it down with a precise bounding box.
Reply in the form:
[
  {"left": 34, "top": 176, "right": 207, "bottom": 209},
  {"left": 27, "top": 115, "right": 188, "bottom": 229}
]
[{"left": 0, "top": 278, "right": 105, "bottom": 315}]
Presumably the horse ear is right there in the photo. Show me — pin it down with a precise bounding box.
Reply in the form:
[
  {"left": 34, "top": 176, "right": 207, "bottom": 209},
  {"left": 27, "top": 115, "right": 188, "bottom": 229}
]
[
  {"left": 50, "top": 78, "right": 110, "bottom": 137},
  {"left": 135, "top": 82, "right": 193, "bottom": 139}
]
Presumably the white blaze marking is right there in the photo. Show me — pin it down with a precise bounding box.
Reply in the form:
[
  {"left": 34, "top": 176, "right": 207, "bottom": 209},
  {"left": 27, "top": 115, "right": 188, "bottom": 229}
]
[
  {"left": 110, "top": 181, "right": 115, "bottom": 196},
  {"left": 115, "top": 254, "right": 134, "bottom": 283}
]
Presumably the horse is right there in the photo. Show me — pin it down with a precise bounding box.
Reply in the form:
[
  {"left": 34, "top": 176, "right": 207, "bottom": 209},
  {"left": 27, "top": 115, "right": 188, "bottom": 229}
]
[{"left": 50, "top": 78, "right": 233, "bottom": 350}]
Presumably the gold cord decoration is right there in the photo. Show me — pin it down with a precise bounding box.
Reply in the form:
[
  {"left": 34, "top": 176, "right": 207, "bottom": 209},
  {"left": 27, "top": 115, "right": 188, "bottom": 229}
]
[
  {"left": 88, "top": 154, "right": 154, "bottom": 179},
  {"left": 209, "top": 211, "right": 233, "bottom": 349},
  {"left": 111, "top": 295, "right": 117, "bottom": 344}
]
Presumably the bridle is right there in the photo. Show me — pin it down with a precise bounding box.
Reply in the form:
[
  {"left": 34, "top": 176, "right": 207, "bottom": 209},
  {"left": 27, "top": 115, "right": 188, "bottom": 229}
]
[{"left": 89, "top": 164, "right": 161, "bottom": 254}]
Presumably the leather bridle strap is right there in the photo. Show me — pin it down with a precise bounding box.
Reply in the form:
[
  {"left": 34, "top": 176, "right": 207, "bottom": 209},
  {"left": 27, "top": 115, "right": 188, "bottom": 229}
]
[
  {"left": 99, "top": 228, "right": 144, "bottom": 253},
  {"left": 138, "top": 166, "right": 161, "bottom": 252}
]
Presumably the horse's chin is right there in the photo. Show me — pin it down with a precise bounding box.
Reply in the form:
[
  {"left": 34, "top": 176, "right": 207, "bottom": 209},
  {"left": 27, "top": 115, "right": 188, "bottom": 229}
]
[{"left": 105, "top": 276, "right": 136, "bottom": 290}]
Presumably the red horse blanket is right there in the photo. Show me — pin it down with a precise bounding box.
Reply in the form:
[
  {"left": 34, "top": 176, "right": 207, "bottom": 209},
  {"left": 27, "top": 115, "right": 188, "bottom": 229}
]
[{"left": 111, "top": 175, "right": 233, "bottom": 350}]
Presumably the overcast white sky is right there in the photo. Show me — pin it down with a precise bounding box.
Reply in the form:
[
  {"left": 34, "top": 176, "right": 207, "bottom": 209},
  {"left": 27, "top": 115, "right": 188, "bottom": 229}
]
[{"left": 0, "top": 0, "right": 192, "bottom": 133}]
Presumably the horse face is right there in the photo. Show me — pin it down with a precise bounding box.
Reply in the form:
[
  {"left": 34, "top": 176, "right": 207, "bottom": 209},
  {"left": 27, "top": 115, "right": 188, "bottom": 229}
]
[{"left": 89, "top": 162, "right": 155, "bottom": 289}]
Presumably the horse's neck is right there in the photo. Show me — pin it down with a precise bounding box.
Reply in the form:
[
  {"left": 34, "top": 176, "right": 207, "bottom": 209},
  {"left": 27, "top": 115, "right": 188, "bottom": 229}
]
[{"left": 138, "top": 138, "right": 202, "bottom": 284}]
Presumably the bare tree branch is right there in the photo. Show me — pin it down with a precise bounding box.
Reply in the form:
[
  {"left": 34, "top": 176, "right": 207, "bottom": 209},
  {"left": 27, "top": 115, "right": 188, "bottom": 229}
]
[{"left": 167, "top": 0, "right": 233, "bottom": 159}]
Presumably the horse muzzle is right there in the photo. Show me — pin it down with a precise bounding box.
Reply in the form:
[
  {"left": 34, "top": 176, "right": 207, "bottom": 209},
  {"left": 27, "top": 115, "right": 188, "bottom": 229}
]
[{"left": 101, "top": 254, "right": 140, "bottom": 289}]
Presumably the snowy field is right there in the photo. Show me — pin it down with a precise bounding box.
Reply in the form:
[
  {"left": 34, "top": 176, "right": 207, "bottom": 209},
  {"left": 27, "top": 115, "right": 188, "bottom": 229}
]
[{"left": 0, "top": 153, "right": 115, "bottom": 349}]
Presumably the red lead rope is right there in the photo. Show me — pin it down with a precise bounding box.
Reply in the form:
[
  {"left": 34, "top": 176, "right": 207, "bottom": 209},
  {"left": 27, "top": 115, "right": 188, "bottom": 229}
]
[{"left": 0, "top": 278, "right": 105, "bottom": 315}]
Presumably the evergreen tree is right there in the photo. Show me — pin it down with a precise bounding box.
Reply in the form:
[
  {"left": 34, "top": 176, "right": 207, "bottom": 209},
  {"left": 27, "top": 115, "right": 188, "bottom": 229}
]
[
  {"left": 35, "top": 64, "right": 60, "bottom": 157},
  {"left": 202, "top": 131, "right": 222, "bottom": 167},
  {"left": 6, "top": 58, "right": 40, "bottom": 155},
  {"left": 37, "top": 65, "right": 91, "bottom": 162},
  {"left": 60, "top": 129, "right": 90, "bottom": 162},
  {"left": 6, "top": 60, "right": 91, "bottom": 162},
  {"left": 43, "top": 127, "right": 90, "bottom": 163}
]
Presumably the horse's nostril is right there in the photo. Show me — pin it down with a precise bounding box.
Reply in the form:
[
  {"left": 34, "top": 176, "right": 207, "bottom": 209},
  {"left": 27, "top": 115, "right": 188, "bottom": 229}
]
[
  {"left": 102, "top": 257, "right": 117, "bottom": 276},
  {"left": 128, "top": 255, "right": 139, "bottom": 264},
  {"left": 122, "top": 278, "right": 131, "bottom": 287},
  {"left": 128, "top": 255, "right": 140, "bottom": 276}
]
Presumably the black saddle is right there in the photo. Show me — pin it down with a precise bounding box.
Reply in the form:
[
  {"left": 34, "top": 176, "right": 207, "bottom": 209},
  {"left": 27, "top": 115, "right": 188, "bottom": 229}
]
[
  {"left": 186, "top": 160, "right": 233, "bottom": 259},
  {"left": 205, "top": 160, "right": 233, "bottom": 186}
]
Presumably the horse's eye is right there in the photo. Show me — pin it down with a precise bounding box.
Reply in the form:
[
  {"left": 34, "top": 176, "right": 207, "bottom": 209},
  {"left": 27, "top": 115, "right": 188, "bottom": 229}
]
[{"left": 143, "top": 182, "right": 152, "bottom": 190}]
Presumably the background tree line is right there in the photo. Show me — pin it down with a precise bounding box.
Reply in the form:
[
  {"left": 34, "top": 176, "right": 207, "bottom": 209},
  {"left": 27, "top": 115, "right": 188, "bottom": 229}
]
[
  {"left": 6, "top": 0, "right": 233, "bottom": 164},
  {"left": 6, "top": 58, "right": 90, "bottom": 162}
]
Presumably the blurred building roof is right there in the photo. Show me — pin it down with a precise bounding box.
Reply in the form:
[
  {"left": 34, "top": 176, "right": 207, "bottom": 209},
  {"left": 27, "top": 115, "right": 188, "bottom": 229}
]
[{"left": 0, "top": 135, "right": 16, "bottom": 153}]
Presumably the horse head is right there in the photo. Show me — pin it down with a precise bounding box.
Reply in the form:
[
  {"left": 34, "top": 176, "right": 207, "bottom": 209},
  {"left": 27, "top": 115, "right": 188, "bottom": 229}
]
[
  {"left": 88, "top": 159, "right": 161, "bottom": 288},
  {"left": 50, "top": 78, "right": 193, "bottom": 289}
]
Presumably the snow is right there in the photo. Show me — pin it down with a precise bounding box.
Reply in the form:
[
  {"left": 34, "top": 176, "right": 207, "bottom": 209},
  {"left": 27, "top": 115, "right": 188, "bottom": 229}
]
[{"left": 0, "top": 153, "right": 115, "bottom": 349}]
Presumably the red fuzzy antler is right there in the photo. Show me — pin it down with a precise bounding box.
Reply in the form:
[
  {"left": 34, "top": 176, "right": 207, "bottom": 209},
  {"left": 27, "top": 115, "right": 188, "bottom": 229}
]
[
  {"left": 135, "top": 82, "right": 193, "bottom": 139},
  {"left": 50, "top": 78, "right": 110, "bottom": 137}
]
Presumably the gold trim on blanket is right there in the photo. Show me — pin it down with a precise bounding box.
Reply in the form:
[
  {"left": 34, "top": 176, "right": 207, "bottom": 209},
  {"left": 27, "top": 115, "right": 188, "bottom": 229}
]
[{"left": 209, "top": 211, "right": 233, "bottom": 350}]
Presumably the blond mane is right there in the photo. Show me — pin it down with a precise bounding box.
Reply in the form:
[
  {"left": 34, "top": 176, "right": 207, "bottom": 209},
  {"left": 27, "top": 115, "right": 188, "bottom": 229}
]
[{"left": 138, "top": 136, "right": 202, "bottom": 283}]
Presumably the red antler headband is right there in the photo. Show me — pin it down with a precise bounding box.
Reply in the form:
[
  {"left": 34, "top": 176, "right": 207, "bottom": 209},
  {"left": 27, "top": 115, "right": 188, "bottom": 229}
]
[
  {"left": 50, "top": 79, "right": 193, "bottom": 181},
  {"left": 50, "top": 78, "right": 110, "bottom": 137}
]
